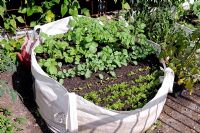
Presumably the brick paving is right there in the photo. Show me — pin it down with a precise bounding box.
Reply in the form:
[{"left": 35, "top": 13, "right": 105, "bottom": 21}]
[{"left": 148, "top": 84, "right": 200, "bottom": 133}]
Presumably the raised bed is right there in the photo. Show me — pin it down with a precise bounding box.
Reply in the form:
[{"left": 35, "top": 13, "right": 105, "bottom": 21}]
[{"left": 30, "top": 16, "right": 174, "bottom": 132}]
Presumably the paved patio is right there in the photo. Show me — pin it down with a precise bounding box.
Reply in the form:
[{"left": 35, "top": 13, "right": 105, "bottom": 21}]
[{"left": 148, "top": 84, "right": 200, "bottom": 133}]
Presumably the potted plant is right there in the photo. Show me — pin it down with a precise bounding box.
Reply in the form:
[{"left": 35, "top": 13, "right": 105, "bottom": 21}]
[
  {"left": 28, "top": 16, "right": 175, "bottom": 133},
  {"left": 159, "top": 27, "right": 200, "bottom": 95}
]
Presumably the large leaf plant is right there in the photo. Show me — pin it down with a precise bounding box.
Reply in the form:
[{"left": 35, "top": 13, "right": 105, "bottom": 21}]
[{"left": 160, "top": 27, "right": 200, "bottom": 94}]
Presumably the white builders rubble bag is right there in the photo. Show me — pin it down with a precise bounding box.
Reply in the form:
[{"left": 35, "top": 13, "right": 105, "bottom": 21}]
[{"left": 30, "top": 16, "right": 175, "bottom": 133}]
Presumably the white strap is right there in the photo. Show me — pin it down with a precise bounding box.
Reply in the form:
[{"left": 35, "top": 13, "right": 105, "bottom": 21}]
[
  {"left": 164, "top": 68, "right": 175, "bottom": 93},
  {"left": 67, "top": 93, "right": 78, "bottom": 133}
]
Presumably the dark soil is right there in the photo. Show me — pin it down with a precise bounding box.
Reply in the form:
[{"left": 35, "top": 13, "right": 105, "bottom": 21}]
[
  {"left": 64, "top": 62, "right": 153, "bottom": 95},
  {"left": 180, "top": 13, "right": 200, "bottom": 26},
  {"left": 0, "top": 71, "right": 41, "bottom": 133},
  {"left": 59, "top": 55, "right": 162, "bottom": 111}
]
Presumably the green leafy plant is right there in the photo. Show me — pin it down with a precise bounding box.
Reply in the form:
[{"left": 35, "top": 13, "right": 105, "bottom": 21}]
[
  {"left": 0, "top": 37, "right": 24, "bottom": 72},
  {"left": 192, "top": 1, "right": 200, "bottom": 20},
  {"left": 0, "top": 80, "right": 18, "bottom": 102},
  {"left": 117, "top": 0, "right": 186, "bottom": 44},
  {"left": 0, "top": 107, "right": 26, "bottom": 132},
  {"left": 0, "top": 0, "right": 25, "bottom": 33},
  {"left": 129, "top": 6, "right": 175, "bottom": 43},
  {"left": 18, "top": 0, "right": 89, "bottom": 27},
  {"left": 3, "top": 15, "right": 25, "bottom": 33},
  {"left": 0, "top": 49, "right": 16, "bottom": 73},
  {"left": 176, "top": 1, "right": 200, "bottom": 27},
  {"left": 35, "top": 17, "right": 155, "bottom": 80},
  {"left": 0, "top": 113, "right": 14, "bottom": 133},
  {"left": 160, "top": 27, "right": 200, "bottom": 94},
  {"left": 0, "top": 0, "right": 89, "bottom": 34}
]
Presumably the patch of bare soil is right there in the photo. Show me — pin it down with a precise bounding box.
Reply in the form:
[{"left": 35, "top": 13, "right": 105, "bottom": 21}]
[{"left": 0, "top": 71, "right": 41, "bottom": 133}]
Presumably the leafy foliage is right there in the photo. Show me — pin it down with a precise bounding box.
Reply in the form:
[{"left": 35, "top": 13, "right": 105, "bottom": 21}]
[
  {"left": 35, "top": 17, "right": 155, "bottom": 81},
  {"left": 18, "top": 0, "right": 89, "bottom": 27},
  {"left": 120, "top": 0, "right": 185, "bottom": 16},
  {"left": 0, "top": 37, "right": 23, "bottom": 72},
  {"left": 0, "top": 113, "right": 14, "bottom": 133},
  {"left": 176, "top": 0, "right": 200, "bottom": 27},
  {"left": 119, "top": 0, "right": 186, "bottom": 44},
  {"left": 193, "top": 1, "right": 200, "bottom": 19},
  {"left": 132, "top": 8, "right": 175, "bottom": 43},
  {"left": 160, "top": 28, "right": 200, "bottom": 94},
  {"left": 0, "top": 107, "right": 26, "bottom": 132},
  {"left": 0, "top": 0, "right": 25, "bottom": 33},
  {"left": 122, "top": 0, "right": 200, "bottom": 93},
  {"left": 84, "top": 69, "right": 161, "bottom": 111},
  {"left": 0, "top": 0, "right": 89, "bottom": 33},
  {"left": 0, "top": 80, "right": 18, "bottom": 102},
  {"left": 0, "top": 49, "right": 16, "bottom": 73}
]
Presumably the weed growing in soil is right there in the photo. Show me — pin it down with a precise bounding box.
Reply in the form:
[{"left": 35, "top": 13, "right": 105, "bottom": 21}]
[
  {"left": 127, "top": 66, "right": 150, "bottom": 77},
  {"left": 0, "top": 80, "right": 18, "bottom": 102},
  {"left": 0, "top": 107, "right": 26, "bottom": 132}
]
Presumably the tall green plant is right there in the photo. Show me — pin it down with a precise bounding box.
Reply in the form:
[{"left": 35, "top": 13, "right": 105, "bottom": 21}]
[
  {"left": 132, "top": 8, "right": 175, "bottom": 43},
  {"left": 0, "top": 0, "right": 25, "bottom": 33},
  {"left": 0, "top": 0, "right": 6, "bottom": 18},
  {"left": 160, "top": 27, "right": 200, "bottom": 94},
  {"left": 18, "top": 0, "right": 89, "bottom": 27},
  {"left": 117, "top": 0, "right": 185, "bottom": 43},
  {"left": 0, "top": 0, "right": 89, "bottom": 33},
  {"left": 193, "top": 1, "right": 200, "bottom": 19}
]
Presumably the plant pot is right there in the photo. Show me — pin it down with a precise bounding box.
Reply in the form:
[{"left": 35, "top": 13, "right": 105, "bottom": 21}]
[{"left": 30, "top": 16, "right": 175, "bottom": 133}]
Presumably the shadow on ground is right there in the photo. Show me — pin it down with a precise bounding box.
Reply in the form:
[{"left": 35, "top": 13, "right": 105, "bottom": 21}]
[{"left": 12, "top": 63, "right": 52, "bottom": 133}]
